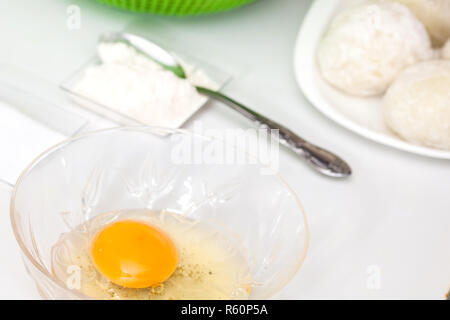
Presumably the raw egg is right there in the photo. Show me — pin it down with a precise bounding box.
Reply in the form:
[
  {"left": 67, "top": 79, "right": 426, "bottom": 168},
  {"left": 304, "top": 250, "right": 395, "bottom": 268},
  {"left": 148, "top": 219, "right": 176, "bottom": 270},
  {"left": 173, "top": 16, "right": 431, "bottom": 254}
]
[{"left": 90, "top": 220, "right": 178, "bottom": 288}]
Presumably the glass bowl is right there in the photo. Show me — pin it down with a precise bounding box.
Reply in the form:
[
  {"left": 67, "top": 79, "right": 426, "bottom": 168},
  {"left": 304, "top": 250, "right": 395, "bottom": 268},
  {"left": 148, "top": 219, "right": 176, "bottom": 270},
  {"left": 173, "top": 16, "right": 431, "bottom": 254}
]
[{"left": 10, "top": 127, "right": 309, "bottom": 299}]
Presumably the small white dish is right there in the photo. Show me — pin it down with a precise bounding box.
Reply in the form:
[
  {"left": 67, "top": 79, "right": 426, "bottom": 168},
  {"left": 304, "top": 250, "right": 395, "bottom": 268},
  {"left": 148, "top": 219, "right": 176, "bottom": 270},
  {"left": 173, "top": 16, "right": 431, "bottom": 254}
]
[
  {"left": 61, "top": 36, "right": 231, "bottom": 129},
  {"left": 293, "top": 0, "right": 450, "bottom": 159}
]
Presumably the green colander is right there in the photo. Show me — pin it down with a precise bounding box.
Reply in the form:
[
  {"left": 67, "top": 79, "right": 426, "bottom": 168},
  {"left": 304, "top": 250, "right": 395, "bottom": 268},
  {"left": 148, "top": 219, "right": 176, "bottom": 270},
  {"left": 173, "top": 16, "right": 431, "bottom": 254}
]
[{"left": 95, "top": 0, "right": 256, "bottom": 15}]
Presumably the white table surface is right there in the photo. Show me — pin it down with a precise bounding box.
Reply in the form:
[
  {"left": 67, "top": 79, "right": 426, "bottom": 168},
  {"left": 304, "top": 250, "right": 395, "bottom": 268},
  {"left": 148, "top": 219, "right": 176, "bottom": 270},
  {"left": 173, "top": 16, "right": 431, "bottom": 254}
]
[{"left": 0, "top": 0, "right": 449, "bottom": 299}]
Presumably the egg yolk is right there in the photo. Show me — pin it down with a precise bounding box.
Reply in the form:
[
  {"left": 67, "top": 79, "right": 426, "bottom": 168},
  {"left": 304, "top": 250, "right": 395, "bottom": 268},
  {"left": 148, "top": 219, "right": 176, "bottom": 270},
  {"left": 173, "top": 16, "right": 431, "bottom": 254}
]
[{"left": 90, "top": 220, "right": 178, "bottom": 289}]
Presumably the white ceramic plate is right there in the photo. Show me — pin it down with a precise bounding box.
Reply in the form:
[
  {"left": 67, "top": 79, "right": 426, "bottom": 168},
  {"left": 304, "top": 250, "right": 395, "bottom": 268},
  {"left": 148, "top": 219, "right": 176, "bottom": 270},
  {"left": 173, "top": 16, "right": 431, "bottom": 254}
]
[{"left": 294, "top": 0, "right": 450, "bottom": 159}]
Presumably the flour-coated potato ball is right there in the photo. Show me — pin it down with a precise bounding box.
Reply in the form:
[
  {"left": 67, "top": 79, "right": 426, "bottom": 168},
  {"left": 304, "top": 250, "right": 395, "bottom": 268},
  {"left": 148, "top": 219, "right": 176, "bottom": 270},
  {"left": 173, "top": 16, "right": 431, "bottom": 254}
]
[
  {"left": 390, "top": 0, "right": 450, "bottom": 46},
  {"left": 383, "top": 60, "right": 450, "bottom": 150},
  {"left": 317, "top": 1, "right": 434, "bottom": 97},
  {"left": 442, "top": 39, "right": 450, "bottom": 59}
]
